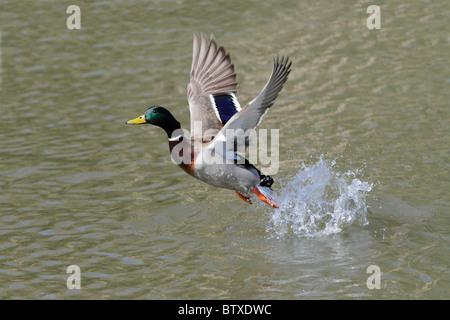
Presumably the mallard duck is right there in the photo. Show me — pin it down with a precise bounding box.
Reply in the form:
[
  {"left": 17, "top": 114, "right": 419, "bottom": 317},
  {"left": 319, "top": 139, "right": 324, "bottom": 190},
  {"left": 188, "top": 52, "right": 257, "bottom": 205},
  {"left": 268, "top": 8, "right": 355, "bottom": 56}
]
[{"left": 127, "top": 33, "right": 291, "bottom": 208}]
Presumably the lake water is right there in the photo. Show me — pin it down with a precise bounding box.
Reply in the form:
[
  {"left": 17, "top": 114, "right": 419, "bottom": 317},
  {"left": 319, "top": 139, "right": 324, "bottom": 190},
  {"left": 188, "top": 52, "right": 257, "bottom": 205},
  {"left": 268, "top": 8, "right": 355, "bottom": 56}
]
[{"left": 0, "top": 0, "right": 448, "bottom": 299}]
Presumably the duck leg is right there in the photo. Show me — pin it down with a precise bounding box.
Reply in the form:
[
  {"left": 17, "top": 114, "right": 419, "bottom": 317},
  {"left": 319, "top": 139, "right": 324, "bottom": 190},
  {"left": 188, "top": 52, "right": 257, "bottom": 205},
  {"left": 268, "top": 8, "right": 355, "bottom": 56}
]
[
  {"left": 252, "top": 187, "right": 279, "bottom": 208},
  {"left": 235, "top": 191, "right": 252, "bottom": 204}
]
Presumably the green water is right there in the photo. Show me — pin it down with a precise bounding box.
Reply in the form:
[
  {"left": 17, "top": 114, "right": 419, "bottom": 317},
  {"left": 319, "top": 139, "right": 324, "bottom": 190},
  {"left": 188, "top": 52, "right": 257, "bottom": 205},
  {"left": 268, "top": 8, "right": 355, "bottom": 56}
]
[{"left": 0, "top": 0, "right": 448, "bottom": 299}]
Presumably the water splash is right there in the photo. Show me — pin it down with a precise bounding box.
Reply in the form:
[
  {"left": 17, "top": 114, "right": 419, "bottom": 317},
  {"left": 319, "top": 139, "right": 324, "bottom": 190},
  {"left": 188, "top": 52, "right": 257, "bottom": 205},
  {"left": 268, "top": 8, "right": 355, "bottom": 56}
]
[{"left": 267, "top": 157, "right": 373, "bottom": 238}]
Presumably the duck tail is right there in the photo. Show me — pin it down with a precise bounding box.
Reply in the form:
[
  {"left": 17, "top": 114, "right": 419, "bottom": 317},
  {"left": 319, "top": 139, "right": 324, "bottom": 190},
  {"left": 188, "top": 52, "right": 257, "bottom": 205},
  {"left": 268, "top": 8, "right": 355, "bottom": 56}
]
[{"left": 259, "top": 174, "right": 274, "bottom": 189}]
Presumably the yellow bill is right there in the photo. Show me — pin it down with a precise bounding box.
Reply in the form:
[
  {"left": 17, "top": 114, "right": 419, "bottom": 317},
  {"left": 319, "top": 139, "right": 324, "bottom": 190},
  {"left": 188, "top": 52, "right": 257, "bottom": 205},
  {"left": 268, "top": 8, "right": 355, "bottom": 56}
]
[{"left": 126, "top": 114, "right": 146, "bottom": 124}]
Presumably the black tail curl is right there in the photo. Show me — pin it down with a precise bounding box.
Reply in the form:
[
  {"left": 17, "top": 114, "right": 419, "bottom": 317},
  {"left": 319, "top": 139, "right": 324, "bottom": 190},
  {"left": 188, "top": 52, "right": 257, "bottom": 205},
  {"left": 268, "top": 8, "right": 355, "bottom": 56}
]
[{"left": 259, "top": 174, "right": 274, "bottom": 189}]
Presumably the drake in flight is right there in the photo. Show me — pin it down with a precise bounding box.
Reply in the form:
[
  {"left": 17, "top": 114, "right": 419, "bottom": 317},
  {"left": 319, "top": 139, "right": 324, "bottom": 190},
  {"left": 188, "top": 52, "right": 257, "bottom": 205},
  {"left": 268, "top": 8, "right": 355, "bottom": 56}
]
[{"left": 127, "top": 33, "right": 291, "bottom": 208}]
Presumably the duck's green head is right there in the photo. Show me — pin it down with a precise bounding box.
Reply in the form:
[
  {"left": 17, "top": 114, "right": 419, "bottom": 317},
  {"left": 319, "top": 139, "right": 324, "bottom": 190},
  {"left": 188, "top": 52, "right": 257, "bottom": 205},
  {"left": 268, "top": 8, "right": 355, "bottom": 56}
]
[{"left": 127, "top": 106, "right": 181, "bottom": 137}]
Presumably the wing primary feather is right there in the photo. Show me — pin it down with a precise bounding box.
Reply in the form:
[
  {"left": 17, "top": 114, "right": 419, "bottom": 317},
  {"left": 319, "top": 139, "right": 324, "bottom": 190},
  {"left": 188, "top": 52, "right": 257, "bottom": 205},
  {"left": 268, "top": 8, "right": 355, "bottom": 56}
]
[{"left": 187, "top": 33, "right": 242, "bottom": 141}]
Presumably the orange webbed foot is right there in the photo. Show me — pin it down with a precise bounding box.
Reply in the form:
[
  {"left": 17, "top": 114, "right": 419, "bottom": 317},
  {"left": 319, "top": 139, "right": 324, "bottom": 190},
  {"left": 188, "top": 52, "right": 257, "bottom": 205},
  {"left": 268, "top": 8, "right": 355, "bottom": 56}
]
[
  {"left": 252, "top": 187, "right": 279, "bottom": 208},
  {"left": 235, "top": 191, "right": 252, "bottom": 204}
]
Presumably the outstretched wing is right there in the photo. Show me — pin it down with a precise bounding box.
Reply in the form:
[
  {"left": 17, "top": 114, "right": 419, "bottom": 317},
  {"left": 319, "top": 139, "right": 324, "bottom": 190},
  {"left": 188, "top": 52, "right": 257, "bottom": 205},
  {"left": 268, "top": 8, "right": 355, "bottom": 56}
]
[
  {"left": 224, "top": 56, "right": 291, "bottom": 134},
  {"left": 205, "top": 56, "right": 291, "bottom": 158},
  {"left": 187, "top": 33, "right": 241, "bottom": 142}
]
